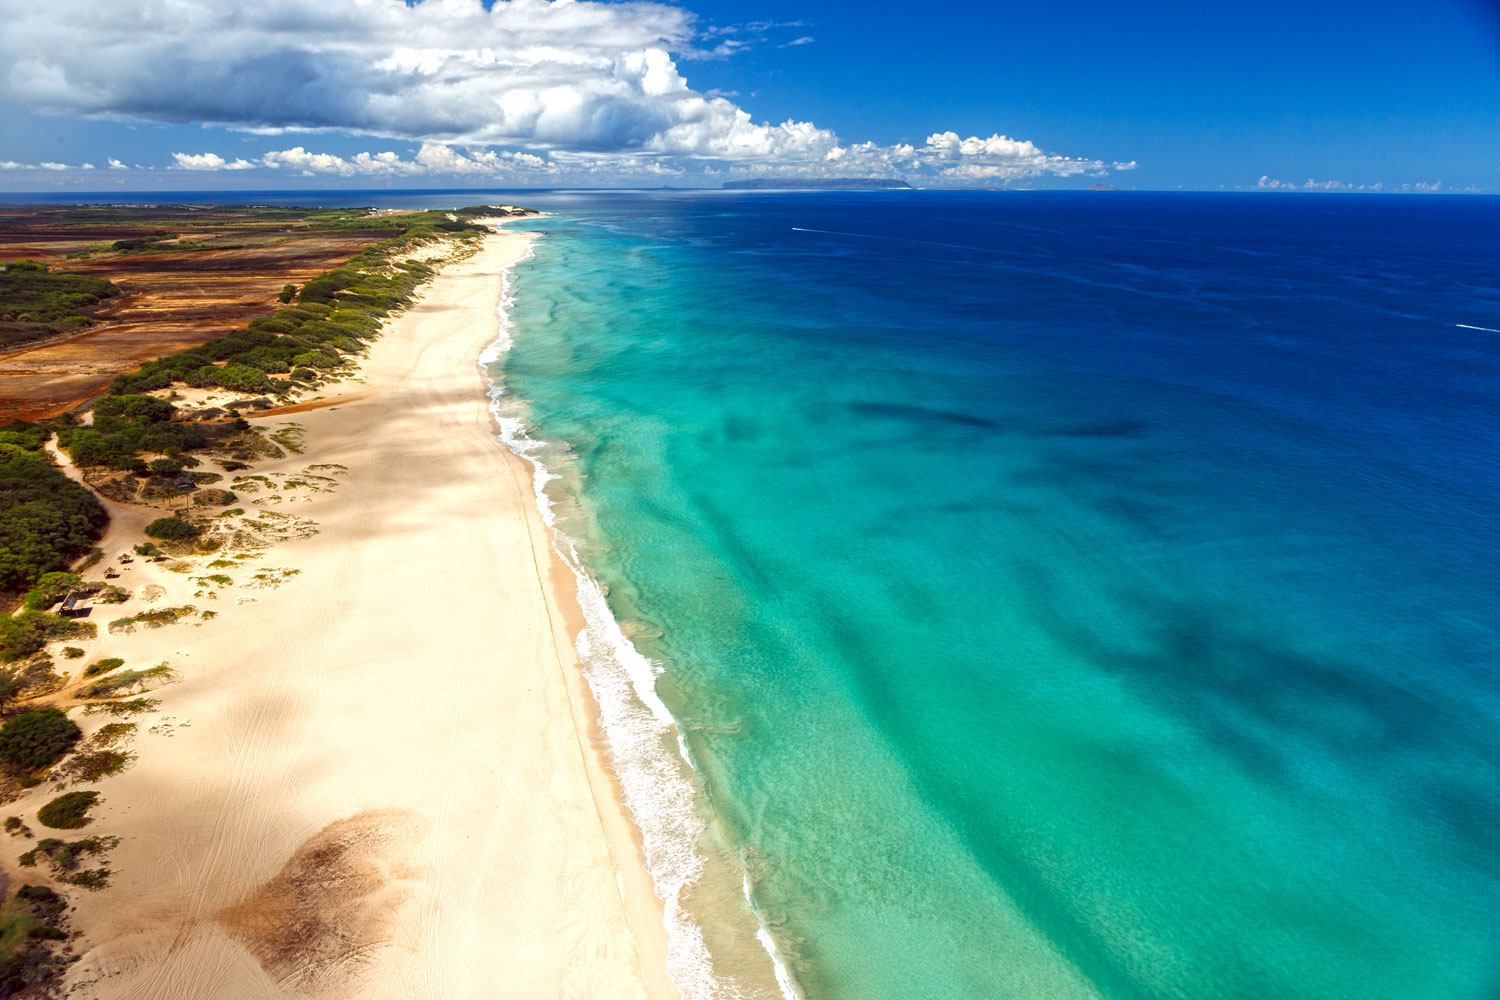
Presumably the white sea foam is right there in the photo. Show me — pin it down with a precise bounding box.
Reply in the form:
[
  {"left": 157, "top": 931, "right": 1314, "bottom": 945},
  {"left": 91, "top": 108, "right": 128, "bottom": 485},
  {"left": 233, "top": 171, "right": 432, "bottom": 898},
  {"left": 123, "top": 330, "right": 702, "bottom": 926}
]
[
  {"left": 744, "top": 873, "right": 805, "bottom": 1000},
  {"left": 1456, "top": 323, "right": 1500, "bottom": 333},
  {"left": 478, "top": 233, "right": 797, "bottom": 1000}
]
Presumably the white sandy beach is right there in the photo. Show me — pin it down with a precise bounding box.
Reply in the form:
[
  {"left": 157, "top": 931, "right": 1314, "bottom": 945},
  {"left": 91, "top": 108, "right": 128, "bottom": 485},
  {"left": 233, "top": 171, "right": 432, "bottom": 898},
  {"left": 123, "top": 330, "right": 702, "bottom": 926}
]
[{"left": 43, "top": 229, "right": 678, "bottom": 1000}]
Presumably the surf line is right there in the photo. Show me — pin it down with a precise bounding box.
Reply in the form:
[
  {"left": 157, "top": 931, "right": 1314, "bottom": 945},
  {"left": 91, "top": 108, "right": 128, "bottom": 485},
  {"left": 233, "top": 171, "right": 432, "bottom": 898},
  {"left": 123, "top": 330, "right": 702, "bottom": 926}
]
[{"left": 1456, "top": 323, "right": 1500, "bottom": 333}]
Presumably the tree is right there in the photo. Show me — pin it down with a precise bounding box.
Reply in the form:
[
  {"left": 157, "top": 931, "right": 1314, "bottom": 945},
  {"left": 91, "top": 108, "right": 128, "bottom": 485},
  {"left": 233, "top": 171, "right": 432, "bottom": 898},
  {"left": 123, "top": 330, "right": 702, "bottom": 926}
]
[
  {"left": 0, "top": 709, "right": 81, "bottom": 771},
  {"left": 278, "top": 283, "right": 297, "bottom": 303},
  {"left": 143, "top": 517, "right": 201, "bottom": 542},
  {"left": 21, "top": 572, "right": 82, "bottom": 611},
  {"left": 0, "top": 443, "right": 107, "bottom": 597}
]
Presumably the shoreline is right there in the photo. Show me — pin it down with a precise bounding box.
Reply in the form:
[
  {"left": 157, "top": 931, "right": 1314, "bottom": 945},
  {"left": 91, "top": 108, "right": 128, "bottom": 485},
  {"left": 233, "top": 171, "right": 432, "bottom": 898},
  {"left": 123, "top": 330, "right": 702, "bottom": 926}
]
[
  {"left": 52, "top": 227, "right": 680, "bottom": 999},
  {"left": 479, "top": 231, "right": 795, "bottom": 1000}
]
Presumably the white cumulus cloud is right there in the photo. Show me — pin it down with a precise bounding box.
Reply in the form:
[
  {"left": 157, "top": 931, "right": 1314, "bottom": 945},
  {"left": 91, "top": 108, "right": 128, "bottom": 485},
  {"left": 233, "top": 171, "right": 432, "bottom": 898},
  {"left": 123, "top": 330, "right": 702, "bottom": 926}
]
[
  {"left": 172, "top": 151, "right": 255, "bottom": 170},
  {"left": 1, "top": 0, "right": 1133, "bottom": 186},
  {"left": 1257, "top": 175, "right": 1384, "bottom": 192}
]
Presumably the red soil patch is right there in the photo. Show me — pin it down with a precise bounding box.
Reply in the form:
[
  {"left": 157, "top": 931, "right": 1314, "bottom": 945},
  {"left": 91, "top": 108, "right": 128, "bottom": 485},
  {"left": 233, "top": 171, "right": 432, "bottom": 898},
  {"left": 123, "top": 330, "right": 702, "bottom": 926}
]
[{"left": 0, "top": 206, "right": 386, "bottom": 420}]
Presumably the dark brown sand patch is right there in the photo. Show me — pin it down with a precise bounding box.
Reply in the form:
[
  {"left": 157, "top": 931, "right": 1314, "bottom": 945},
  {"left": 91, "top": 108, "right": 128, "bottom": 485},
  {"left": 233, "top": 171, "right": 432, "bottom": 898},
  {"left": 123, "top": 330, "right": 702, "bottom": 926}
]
[{"left": 217, "top": 809, "right": 425, "bottom": 993}]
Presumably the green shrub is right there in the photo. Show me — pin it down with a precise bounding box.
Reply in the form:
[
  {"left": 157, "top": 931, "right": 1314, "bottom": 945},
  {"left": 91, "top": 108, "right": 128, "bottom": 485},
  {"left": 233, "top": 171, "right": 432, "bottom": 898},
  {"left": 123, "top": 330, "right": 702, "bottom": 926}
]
[
  {"left": 0, "top": 710, "right": 81, "bottom": 771},
  {"left": 0, "top": 612, "right": 93, "bottom": 663},
  {"left": 133, "top": 542, "right": 162, "bottom": 558},
  {"left": 93, "top": 394, "right": 175, "bottom": 423},
  {"left": 84, "top": 658, "right": 123, "bottom": 678},
  {"left": 278, "top": 283, "right": 296, "bottom": 303},
  {"left": 61, "top": 648, "right": 83, "bottom": 660},
  {"left": 36, "top": 792, "right": 97, "bottom": 830},
  {"left": 291, "top": 349, "right": 340, "bottom": 370},
  {"left": 213, "top": 363, "right": 276, "bottom": 394},
  {"left": 144, "top": 517, "right": 201, "bottom": 541},
  {"left": 14, "top": 885, "right": 56, "bottom": 903}
]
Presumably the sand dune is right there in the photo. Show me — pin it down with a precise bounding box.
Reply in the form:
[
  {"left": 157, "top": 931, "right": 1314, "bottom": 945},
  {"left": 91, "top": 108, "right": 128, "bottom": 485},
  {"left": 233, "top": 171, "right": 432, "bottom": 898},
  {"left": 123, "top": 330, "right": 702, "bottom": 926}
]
[{"left": 58, "top": 229, "right": 677, "bottom": 1000}]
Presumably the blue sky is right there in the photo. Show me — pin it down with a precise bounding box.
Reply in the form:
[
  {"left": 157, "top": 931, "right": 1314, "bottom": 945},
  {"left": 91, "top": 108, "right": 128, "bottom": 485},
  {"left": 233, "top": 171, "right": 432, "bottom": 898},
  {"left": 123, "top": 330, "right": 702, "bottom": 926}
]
[{"left": 0, "top": 0, "right": 1496, "bottom": 191}]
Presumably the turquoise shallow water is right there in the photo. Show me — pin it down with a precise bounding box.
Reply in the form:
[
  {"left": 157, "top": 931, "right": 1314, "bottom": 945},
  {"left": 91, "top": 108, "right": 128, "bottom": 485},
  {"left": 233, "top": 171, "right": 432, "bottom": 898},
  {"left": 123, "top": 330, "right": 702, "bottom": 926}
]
[{"left": 490, "top": 192, "right": 1500, "bottom": 1000}]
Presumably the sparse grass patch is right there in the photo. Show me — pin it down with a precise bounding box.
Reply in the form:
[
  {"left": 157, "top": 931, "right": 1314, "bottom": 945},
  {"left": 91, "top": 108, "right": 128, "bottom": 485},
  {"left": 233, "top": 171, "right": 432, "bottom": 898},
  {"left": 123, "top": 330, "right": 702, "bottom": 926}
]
[
  {"left": 122, "top": 605, "right": 196, "bottom": 628},
  {"left": 82, "top": 698, "right": 159, "bottom": 717},
  {"left": 64, "top": 868, "right": 112, "bottom": 891},
  {"left": 269, "top": 423, "right": 305, "bottom": 454},
  {"left": 51, "top": 724, "right": 135, "bottom": 785},
  {"left": 0, "top": 654, "right": 65, "bottom": 707},
  {"left": 4, "top": 817, "right": 31, "bottom": 838},
  {"left": 18, "top": 835, "right": 117, "bottom": 888},
  {"left": 249, "top": 567, "right": 301, "bottom": 589},
  {"left": 36, "top": 791, "right": 97, "bottom": 829},
  {"left": 74, "top": 662, "right": 176, "bottom": 699},
  {"left": 84, "top": 657, "right": 124, "bottom": 678}
]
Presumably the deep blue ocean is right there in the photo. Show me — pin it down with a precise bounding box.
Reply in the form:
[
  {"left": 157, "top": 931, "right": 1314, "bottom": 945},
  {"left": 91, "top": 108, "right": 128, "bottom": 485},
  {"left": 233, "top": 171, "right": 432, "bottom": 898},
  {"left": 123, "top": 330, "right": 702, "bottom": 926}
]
[{"left": 27, "top": 188, "right": 1499, "bottom": 998}]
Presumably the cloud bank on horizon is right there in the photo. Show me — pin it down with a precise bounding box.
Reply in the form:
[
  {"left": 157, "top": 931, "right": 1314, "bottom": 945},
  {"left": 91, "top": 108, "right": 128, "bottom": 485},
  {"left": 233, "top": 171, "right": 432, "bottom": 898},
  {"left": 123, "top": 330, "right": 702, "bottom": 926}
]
[{"left": 0, "top": 0, "right": 1136, "bottom": 185}]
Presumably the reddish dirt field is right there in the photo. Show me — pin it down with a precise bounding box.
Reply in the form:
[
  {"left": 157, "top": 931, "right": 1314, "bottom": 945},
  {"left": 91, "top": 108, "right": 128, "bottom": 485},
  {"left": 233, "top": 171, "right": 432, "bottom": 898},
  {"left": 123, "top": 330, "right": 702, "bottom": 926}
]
[{"left": 0, "top": 206, "right": 389, "bottom": 420}]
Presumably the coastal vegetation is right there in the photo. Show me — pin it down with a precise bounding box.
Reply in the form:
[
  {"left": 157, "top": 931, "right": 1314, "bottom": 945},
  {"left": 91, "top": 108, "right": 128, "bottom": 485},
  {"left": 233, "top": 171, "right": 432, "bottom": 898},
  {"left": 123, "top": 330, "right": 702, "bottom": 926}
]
[
  {"left": 84, "top": 658, "right": 124, "bottom": 678},
  {"left": 51, "top": 724, "right": 135, "bottom": 785},
  {"left": 56, "top": 394, "right": 212, "bottom": 471},
  {"left": 0, "top": 434, "right": 108, "bottom": 606},
  {"left": 0, "top": 258, "right": 122, "bottom": 351},
  {"left": 82, "top": 698, "right": 158, "bottom": 718},
  {"left": 0, "top": 614, "right": 93, "bottom": 666},
  {"left": 0, "top": 208, "right": 534, "bottom": 972},
  {"left": 36, "top": 791, "right": 98, "bottom": 830},
  {"left": 17, "top": 834, "right": 117, "bottom": 887},
  {"left": 143, "top": 517, "right": 202, "bottom": 542},
  {"left": 27, "top": 206, "right": 514, "bottom": 504},
  {"left": 102, "top": 206, "right": 500, "bottom": 405},
  {"left": 0, "top": 710, "right": 81, "bottom": 772},
  {"left": 20, "top": 573, "right": 83, "bottom": 612},
  {"left": 74, "top": 663, "right": 175, "bottom": 699},
  {"left": 0, "top": 883, "right": 75, "bottom": 995}
]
